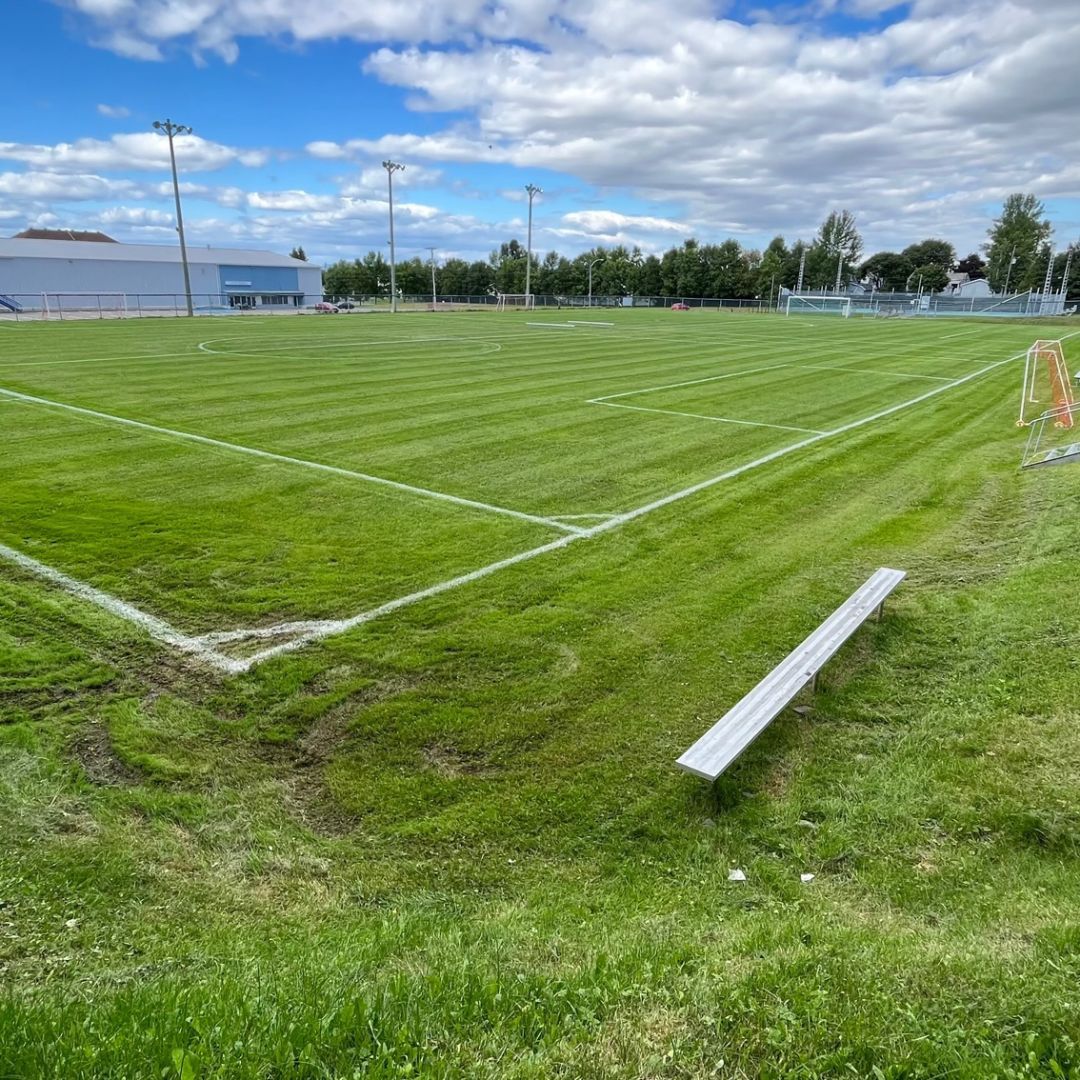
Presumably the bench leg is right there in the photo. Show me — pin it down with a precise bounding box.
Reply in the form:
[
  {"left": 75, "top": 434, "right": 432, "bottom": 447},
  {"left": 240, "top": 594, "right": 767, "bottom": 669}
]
[{"left": 875, "top": 600, "right": 886, "bottom": 621}]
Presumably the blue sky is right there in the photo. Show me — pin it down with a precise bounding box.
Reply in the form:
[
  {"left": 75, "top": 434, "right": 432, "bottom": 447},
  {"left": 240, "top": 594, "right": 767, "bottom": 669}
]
[{"left": 0, "top": 0, "right": 1076, "bottom": 266}]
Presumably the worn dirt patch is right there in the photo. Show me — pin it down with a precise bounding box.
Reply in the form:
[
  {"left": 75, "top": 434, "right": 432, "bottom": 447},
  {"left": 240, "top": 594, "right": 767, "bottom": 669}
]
[
  {"left": 422, "top": 742, "right": 493, "bottom": 779},
  {"left": 70, "top": 722, "right": 141, "bottom": 786}
]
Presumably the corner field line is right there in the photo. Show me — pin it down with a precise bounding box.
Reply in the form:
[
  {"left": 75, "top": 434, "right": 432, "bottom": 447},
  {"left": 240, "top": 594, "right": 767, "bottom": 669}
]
[
  {"left": 794, "top": 364, "right": 954, "bottom": 382},
  {"left": 590, "top": 400, "right": 827, "bottom": 435},
  {"left": 0, "top": 541, "right": 243, "bottom": 674},
  {"left": 590, "top": 363, "right": 792, "bottom": 402},
  {"left": 229, "top": 533, "right": 584, "bottom": 669},
  {"left": 0, "top": 386, "right": 586, "bottom": 537}
]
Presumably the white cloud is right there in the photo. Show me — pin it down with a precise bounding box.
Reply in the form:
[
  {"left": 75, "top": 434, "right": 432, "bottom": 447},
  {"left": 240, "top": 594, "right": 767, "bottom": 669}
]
[
  {"left": 30, "top": 0, "right": 1080, "bottom": 257},
  {"left": 96, "top": 103, "right": 131, "bottom": 118},
  {"left": 0, "top": 133, "right": 267, "bottom": 173}
]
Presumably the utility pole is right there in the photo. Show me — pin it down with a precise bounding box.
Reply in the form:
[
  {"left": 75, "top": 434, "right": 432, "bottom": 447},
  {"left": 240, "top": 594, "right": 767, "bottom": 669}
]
[
  {"left": 428, "top": 246, "right": 437, "bottom": 309},
  {"left": 383, "top": 160, "right": 405, "bottom": 312},
  {"left": 524, "top": 183, "right": 541, "bottom": 308},
  {"left": 834, "top": 253, "right": 843, "bottom": 293},
  {"left": 153, "top": 118, "right": 194, "bottom": 317},
  {"left": 796, "top": 249, "right": 806, "bottom": 294}
]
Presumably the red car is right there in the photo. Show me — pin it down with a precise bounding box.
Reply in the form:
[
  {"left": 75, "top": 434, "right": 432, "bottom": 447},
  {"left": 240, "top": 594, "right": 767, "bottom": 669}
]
[
  {"left": 671, "top": 302, "right": 690, "bottom": 311},
  {"left": 314, "top": 301, "right": 339, "bottom": 313}
]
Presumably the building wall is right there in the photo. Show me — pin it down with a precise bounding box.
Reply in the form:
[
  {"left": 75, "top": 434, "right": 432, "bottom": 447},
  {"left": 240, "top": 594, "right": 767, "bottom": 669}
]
[{"left": 0, "top": 254, "right": 322, "bottom": 311}]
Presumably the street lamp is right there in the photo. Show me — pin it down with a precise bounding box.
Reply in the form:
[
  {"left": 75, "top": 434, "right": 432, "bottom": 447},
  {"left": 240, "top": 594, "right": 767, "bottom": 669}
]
[
  {"left": 587, "top": 255, "right": 604, "bottom": 306},
  {"left": 524, "top": 183, "right": 541, "bottom": 308},
  {"left": 153, "top": 118, "right": 194, "bottom": 317},
  {"left": 382, "top": 160, "right": 405, "bottom": 312}
]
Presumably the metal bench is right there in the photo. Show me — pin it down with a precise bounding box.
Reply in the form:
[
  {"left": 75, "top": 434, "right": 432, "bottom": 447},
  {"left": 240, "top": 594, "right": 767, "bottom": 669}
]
[{"left": 676, "top": 567, "right": 906, "bottom": 782}]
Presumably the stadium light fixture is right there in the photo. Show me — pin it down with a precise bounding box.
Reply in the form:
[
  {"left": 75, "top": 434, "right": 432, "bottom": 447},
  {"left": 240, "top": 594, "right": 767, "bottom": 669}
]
[
  {"left": 587, "top": 256, "right": 604, "bottom": 306},
  {"left": 383, "top": 160, "right": 405, "bottom": 312},
  {"left": 525, "top": 184, "right": 542, "bottom": 305},
  {"left": 153, "top": 118, "right": 194, "bottom": 317}
]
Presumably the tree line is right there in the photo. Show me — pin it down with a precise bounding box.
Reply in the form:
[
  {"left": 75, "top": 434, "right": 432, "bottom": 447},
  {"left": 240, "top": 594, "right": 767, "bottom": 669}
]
[{"left": 318, "top": 194, "right": 1078, "bottom": 301}]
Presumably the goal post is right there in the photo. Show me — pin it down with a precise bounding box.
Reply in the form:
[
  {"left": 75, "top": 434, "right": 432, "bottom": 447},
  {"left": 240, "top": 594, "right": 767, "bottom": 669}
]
[
  {"left": 1018, "top": 339, "right": 1075, "bottom": 428},
  {"left": 495, "top": 293, "right": 535, "bottom": 312},
  {"left": 784, "top": 294, "right": 851, "bottom": 318}
]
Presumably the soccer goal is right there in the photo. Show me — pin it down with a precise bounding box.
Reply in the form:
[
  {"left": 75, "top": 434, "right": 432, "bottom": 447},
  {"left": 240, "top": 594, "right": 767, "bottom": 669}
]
[
  {"left": 785, "top": 295, "right": 851, "bottom": 318},
  {"left": 495, "top": 293, "right": 535, "bottom": 312},
  {"left": 1018, "top": 339, "right": 1075, "bottom": 428},
  {"left": 40, "top": 292, "right": 129, "bottom": 320}
]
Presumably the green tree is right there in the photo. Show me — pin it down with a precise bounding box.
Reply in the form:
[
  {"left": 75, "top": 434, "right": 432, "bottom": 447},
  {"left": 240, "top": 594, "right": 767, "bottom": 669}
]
[
  {"left": 984, "top": 193, "right": 1052, "bottom": 293},
  {"left": 910, "top": 263, "right": 950, "bottom": 294},
  {"left": 289, "top": 246, "right": 308, "bottom": 261},
  {"left": 757, "top": 236, "right": 788, "bottom": 304},
  {"left": 807, "top": 210, "right": 863, "bottom": 288},
  {"left": 956, "top": 252, "right": 986, "bottom": 280},
  {"left": 860, "top": 252, "right": 913, "bottom": 291},
  {"left": 901, "top": 239, "right": 954, "bottom": 272}
]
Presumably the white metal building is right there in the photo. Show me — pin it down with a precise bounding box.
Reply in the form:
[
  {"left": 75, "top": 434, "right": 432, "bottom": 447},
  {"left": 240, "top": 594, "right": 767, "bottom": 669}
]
[{"left": 0, "top": 236, "right": 322, "bottom": 314}]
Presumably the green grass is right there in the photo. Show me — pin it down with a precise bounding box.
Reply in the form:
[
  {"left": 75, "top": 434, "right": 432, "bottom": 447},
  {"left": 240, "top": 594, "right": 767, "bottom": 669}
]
[{"left": 2, "top": 309, "right": 1080, "bottom": 1077}]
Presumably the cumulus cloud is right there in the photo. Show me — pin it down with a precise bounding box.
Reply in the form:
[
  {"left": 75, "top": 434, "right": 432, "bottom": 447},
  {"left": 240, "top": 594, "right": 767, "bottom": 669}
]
[
  {"left": 0, "top": 133, "right": 267, "bottom": 173},
  {"left": 96, "top": 103, "right": 131, "bottom": 118}
]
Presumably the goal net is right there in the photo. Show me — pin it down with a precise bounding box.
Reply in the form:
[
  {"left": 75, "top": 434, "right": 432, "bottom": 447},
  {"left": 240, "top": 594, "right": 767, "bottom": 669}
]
[
  {"left": 785, "top": 295, "right": 851, "bottom": 318},
  {"left": 495, "top": 293, "right": 535, "bottom": 312},
  {"left": 1018, "top": 339, "right": 1075, "bottom": 428},
  {"left": 39, "top": 292, "right": 129, "bottom": 320},
  {"left": 786, "top": 293, "right": 851, "bottom": 317}
]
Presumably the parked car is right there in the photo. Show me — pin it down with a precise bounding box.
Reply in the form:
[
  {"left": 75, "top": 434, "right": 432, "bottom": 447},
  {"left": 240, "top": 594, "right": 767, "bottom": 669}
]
[
  {"left": 336, "top": 300, "right": 363, "bottom": 310},
  {"left": 671, "top": 302, "right": 690, "bottom": 311},
  {"left": 314, "top": 302, "right": 339, "bottom": 313}
]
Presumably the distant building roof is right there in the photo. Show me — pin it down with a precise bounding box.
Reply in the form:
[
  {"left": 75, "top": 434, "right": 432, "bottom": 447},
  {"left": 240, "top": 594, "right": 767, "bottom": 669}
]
[
  {"left": 0, "top": 237, "right": 314, "bottom": 269},
  {"left": 14, "top": 228, "right": 118, "bottom": 243}
]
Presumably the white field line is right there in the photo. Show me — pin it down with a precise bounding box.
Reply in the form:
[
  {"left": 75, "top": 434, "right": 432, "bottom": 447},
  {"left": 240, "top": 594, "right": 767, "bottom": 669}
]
[
  {"left": 5, "top": 341, "right": 1046, "bottom": 672},
  {"left": 940, "top": 329, "right": 985, "bottom": 340},
  {"left": 0, "top": 386, "right": 586, "bottom": 536},
  {"left": 0, "top": 541, "right": 242, "bottom": 674},
  {"left": 589, "top": 363, "right": 792, "bottom": 403},
  {"left": 794, "top": 364, "right": 955, "bottom": 382},
  {"left": 591, "top": 400, "right": 827, "bottom": 435},
  {"left": 567, "top": 321, "right": 615, "bottom": 327},
  {"left": 527, "top": 322, "right": 575, "bottom": 329},
  {"left": 199, "top": 344, "right": 1033, "bottom": 666}
]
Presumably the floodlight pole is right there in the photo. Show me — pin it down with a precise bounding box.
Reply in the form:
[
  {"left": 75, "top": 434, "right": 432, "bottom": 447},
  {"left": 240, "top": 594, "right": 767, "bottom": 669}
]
[
  {"left": 153, "top": 118, "right": 194, "bottom": 317},
  {"left": 796, "top": 250, "right": 806, "bottom": 294},
  {"left": 587, "top": 256, "right": 604, "bottom": 306},
  {"left": 383, "top": 160, "right": 405, "bottom": 313},
  {"left": 525, "top": 183, "right": 541, "bottom": 306},
  {"left": 834, "top": 254, "right": 843, "bottom": 293},
  {"left": 1003, "top": 245, "right": 1017, "bottom": 297},
  {"left": 1061, "top": 246, "right": 1074, "bottom": 298},
  {"left": 427, "top": 246, "right": 437, "bottom": 308}
]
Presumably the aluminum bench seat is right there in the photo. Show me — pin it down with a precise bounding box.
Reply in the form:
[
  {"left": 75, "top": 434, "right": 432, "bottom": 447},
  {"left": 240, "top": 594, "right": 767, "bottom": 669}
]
[{"left": 676, "top": 567, "right": 906, "bottom": 782}]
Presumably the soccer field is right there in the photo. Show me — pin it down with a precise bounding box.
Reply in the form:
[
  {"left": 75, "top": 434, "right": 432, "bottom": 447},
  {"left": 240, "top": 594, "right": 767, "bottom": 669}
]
[
  {"left": 0, "top": 310, "right": 1069, "bottom": 671},
  {"left": 5, "top": 309, "right": 1080, "bottom": 1077}
]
